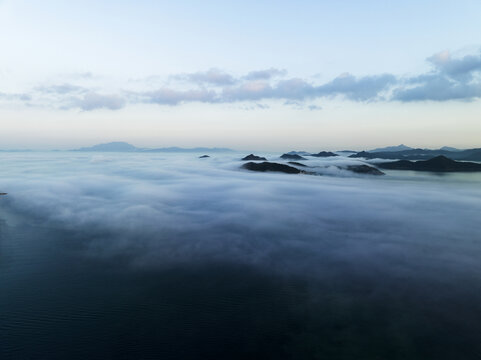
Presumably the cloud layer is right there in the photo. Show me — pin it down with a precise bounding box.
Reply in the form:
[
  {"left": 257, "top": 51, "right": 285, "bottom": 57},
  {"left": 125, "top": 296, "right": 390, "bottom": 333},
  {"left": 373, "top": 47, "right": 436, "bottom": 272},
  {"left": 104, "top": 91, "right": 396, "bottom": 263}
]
[
  {"left": 1, "top": 151, "right": 480, "bottom": 271},
  {"left": 1, "top": 48, "right": 481, "bottom": 110},
  {"left": 1, "top": 152, "right": 481, "bottom": 358}
]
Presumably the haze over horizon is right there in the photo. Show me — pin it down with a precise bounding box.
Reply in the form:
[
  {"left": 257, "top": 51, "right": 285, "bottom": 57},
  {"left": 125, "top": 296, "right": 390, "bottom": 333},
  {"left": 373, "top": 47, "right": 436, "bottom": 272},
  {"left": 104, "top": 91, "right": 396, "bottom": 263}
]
[{"left": 1, "top": 0, "right": 481, "bottom": 150}]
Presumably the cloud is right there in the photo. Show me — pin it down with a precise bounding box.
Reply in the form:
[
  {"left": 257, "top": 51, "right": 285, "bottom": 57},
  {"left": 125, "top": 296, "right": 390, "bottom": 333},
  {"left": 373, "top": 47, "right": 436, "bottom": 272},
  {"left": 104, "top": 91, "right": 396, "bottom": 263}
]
[
  {"left": 219, "top": 75, "right": 393, "bottom": 103},
  {"left": 317, "top": 72, "right": 396, "bottom": 101},
  {"left": 243, "top": 68, "right": 287, "bottom": 80},
  {"left": 1, "top": 152, "right": 480, "bottom": 281},
  {"left": 0, "top": 91, "right": 31, "bottom": 101},
  {"left": 3, "top": 48, "right": 481, "bottom": 110},
  {"left": 173, "top": 67, "right": 287, "bottom": 86},
  {"left": 393, "top": 76, "right": 481, "bottom": 102},
  {"left": 221, "top": 78, "right": 314, "bottom": 102},
  {"left": 393, "top": 49, "right": 481, "bottom": 102},
  {"left": 427, "top": 50, "right": 481, "bottom": 79},
  {"left": 140, "top": 88, "right": 217, "bottom": 105},
  {"left": 35, "top": 83, "right": 87, "bottom": 94},
  {"left": 70, "top": 92, "right": 126, "bottom": 111},
  {"left": 174, "top": 68, "right": 236, "bottom": 86}
]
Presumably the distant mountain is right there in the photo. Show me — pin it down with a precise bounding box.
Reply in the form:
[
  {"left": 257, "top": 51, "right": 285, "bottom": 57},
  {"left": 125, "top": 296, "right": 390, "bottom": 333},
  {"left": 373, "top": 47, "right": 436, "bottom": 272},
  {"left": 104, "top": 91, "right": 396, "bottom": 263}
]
[
  {"left": 370, "top": 144, "right": 413, "bottom": 153},
  {"left": 378, "top": 156, "right": 481, "bottom": 172},
  {"left": 72, "top": 142, "right": 233, "bottom": 153},
  {"left": 349, "top": 148, "right": 481, "bottom": 161},
  {"left": 439, "top": 146, "right": 461, "bottom": 152},
  {"left": 73, "top": 142, "right": 139, "bottom": 152},
  {"left": 286, "top": 151, "right": 311, "bottom": 156},
  {"left": 280, "top": 153, "right": 306, "bottom": 160},
  {"left": 462, "top": 149, "right": 481, "bottom": 161}
]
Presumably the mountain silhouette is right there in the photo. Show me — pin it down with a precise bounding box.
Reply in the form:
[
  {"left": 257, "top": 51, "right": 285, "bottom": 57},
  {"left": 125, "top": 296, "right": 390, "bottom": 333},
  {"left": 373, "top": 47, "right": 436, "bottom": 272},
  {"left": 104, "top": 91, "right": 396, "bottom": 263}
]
[{"left": 378, "top": 156, "right": 481, "bottom": 172}]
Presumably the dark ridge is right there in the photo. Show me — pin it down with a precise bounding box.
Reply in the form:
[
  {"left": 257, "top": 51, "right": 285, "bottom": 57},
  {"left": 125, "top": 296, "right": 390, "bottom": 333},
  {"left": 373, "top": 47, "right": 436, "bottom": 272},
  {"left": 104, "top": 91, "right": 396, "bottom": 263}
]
[
  {"left": 242, "top": 154, "right": 267, "bottom": 161},
  {"left": 280, "top": 154, "right": 306, "bottom": 160},
  {"left": 463, "top": 149, "right": 481, "bottom": 161},
  {"left": 242, "top": 162, "right": 302, "bottom": 174},
  {"left": 378, "top": 156, "right": 481, "bottom": 172},
  {"left": 310, "top": 151, "right": 339, "bottom": 158},
  {"left": 349, "top": 148, "right": 481, "bottom": 161},
  {"left": 0, "top": 193, "right": 7, "bottom": 196},
  {"left": 346, "top": 165, "right": 384, "bottom": 175},
  {"left": 199, "top": 155, "right": 210, "bottom": 158},
  {"left": 288, "top": 162, "right": 308, "bottom": 167},
  {"left": 349, "top": 151, "right": 376, "bottom": 159}
]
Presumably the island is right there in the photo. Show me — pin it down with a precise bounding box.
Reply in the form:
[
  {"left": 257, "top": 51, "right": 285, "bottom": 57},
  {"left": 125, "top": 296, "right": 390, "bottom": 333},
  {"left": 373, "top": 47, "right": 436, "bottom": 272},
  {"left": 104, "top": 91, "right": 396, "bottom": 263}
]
[
  {"left": 242, "top": 162, "right": 302, "bottom": 174},
  {"left": 280, "top": 153, "right": 306, "bottom": 160},
  {"left": 377, "top": 156, "right": 481, "bottom": 172},
  {"left": 349, "top": 147, "right": 481, "bottom": 161},
  {"left": 310, "top": 151, "right": 339, "bottom": 157},
  {"left": 242, "top": 154, "right": 267, "bottom": 161},
  {"left": 345, "top": 165, "right": 384, "bottom": 175}
]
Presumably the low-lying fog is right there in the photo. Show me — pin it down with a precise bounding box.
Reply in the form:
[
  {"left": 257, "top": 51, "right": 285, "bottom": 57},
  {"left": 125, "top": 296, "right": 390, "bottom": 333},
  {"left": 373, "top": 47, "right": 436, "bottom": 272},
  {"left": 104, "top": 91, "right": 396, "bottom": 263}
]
[{"left": 1, "top": 151, "right": 481, "bottom": 359}]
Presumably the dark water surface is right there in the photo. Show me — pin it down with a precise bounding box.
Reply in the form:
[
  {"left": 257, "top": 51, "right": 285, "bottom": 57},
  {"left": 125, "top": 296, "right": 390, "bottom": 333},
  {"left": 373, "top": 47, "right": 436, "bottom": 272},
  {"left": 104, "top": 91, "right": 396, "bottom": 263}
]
[{"left": 1, "top": 213, "right": 481, "bottom": 360}]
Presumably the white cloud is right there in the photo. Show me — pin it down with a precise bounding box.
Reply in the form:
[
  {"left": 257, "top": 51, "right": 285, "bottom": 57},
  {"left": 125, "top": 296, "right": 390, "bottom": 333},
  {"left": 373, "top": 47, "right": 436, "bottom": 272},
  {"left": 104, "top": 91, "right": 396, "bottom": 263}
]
[
  {"left": 72, "top": 92, "right": 126, "bottom": 111},
  {"left": 1, "top": 151, "right": 480, "bottom": 272}
]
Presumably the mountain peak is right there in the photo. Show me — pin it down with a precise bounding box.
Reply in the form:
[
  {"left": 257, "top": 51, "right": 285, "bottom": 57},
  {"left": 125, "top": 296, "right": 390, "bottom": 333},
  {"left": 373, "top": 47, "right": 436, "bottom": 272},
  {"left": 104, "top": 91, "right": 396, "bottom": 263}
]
[
  {"left": 424, "top": 155, "right": 456, "bottom": 165},
  {"left": 370, "top": 144, "right": 413, "bottom": 153},
  {"left": 73, "top": 142, "right": 138, "bottom": 152}
]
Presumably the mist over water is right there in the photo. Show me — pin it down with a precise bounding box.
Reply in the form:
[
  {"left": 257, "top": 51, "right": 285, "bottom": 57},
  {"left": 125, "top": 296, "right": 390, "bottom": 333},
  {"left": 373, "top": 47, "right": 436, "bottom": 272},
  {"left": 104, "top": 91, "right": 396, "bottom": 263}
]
[{"left": 1, "top": 152, "right": 481, "bottom": 359}]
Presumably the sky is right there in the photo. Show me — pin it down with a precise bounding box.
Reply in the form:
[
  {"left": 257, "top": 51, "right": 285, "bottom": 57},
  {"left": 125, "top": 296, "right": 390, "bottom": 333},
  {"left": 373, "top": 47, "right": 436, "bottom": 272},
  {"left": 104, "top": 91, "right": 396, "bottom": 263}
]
[{"left": 1, "top": 0, "right": 481, "bottom": 151}]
